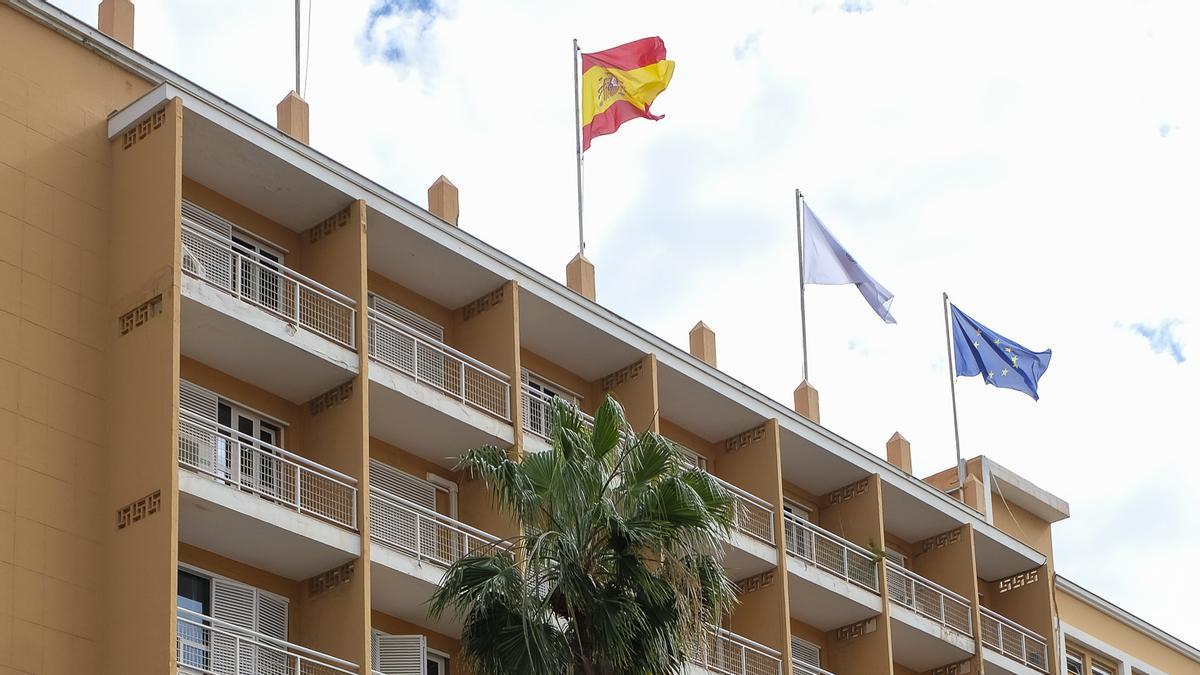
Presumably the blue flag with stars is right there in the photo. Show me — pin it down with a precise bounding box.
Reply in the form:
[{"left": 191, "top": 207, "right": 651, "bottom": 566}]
[{"left": 950, "top": 304, "right": 1052, "bottom": 400}]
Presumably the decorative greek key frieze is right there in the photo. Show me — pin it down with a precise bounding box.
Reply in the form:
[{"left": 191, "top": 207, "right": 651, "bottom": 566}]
[
  {"left": 998, "top": 569, "right": 1039, "bottom": 593},
  {"left": 827, "top": 479, "right": 868, "bottom": 505},
  {"left": 461, "top": 287, "right": 505, "bottom": 321},
  {"left": 122, "top": 106, "right": 167, "bottom": 150},
  {"left": 118, "top": 294, "right": 164, "bottom": 335},
  {"left": 307, "top": 206, "right": 352, "bottom": 244},
  {"left": 600, "top": 361, "right": 643, "bottom": 390},
  {"left": 116, "top": 490, "right": 161, "bottom": 529},
  {"left": 921, "top": 528, "right": 962, "bottom": 552},
  {"left": 308, "top": 561, "right": 355, "bottom": 595},
  {"left": 309, "top": 381, "right": 353, "bottom": 415},
  {"left": 733, "top": 570, "right": 774, "bottom": 595},
  {"left": 723, "top": 424, "right": 766, "bottom": 452},
  {"left": 932, "top": 660, "right": 973, "bottom": 675},
  {"left": 834, "top": 617, "right": 877, "bottom": 641}
]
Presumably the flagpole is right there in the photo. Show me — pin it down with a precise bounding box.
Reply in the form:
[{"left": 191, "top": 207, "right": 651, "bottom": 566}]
[
  {"left": 573, "top": 38, "right": 585, "bottom": 255},
  {"left": 795, "top": 189, "right": 809, "bottom": 382},
  {"left": 294, "top": 0, "right": 302, "bottom": 94},
  {"left": 942, "top": 292, "right": 966, "bottom": 491}
]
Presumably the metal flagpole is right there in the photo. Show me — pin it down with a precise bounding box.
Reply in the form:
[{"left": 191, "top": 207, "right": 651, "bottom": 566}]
[
  {"left": 942, "top": 292, "right": 966, "bottom": 490},
  {"left": 795, "top": 189, "right": 810, "bottom": 382},
  {"left": 573, "top": 39, "right": 585, "bottom": 255},
  {"left": 294, "top": 0, "right": 302, "bottom": 94}
]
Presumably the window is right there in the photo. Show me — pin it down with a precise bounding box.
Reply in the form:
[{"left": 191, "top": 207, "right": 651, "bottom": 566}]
[
  {"left": 521, "top": 370, "right": 581, "bottom": 439},
  {"left": 177, "top": 570, "right": 211, "bottom": 670},
  {"left": 677, "top": 445, "right": 708, "bottom": 472},
  {"left": 231, "top": 233, "right": 285, "bottom": 313},
  {"left": 427, "top": 650, "right": 450, "bottom": 675},
  {"left": 217, "top": 400, "right": 283, "bottom": 499},
  {"left": 1066, "top": 653, "right": 1084, "bottom": 674},
  {"left": 790, "top": 635, "right": 821, "bottom": 669},
  {"left": 1092, "top": 665, "right": 1114, "bottom": 675},
  {"left": 783, "top": 500, "right": 813, "bottom": 558}
]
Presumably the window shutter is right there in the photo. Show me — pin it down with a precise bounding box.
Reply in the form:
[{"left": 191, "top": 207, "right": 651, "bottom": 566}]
[
  {"left": 679, "top": 445, "right": 708, "bottom": 472},
  {"left": 790, "top": 635, "right": 821, "bottom": 668},
  {"left": 181, "top": 200, "right": 235, "bottom": 289},
  {"left": 376, "top": 633, "right": 426, "bottom": 675},
  {"left": 180, "top": 379, "right": 219, "bottom": 420},
  {"left": 256, "top": 591, "right": 288, "bottom": 641},
  {"left": 369, "top": 293, "right": 444, "bottom": 342},
  {"left": 210, "top": 576, "right": 257, "bottom": 674},
  {"left": 369, "top": 459, "right": 437, "bottom": 510}
]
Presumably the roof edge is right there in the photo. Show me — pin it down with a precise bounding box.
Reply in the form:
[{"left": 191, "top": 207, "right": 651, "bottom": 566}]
[{"left": 1057, "top": 575, "right": 1200, "bottom": 663}]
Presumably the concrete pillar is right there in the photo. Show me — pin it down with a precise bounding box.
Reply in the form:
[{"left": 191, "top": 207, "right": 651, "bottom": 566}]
[
  {"left": 793, "top": 380, "right": 820, "bottom": 423},
  {"left": 886, "top": 432, "right": 912, "bottom": 474},
  {"left": 98, "top": 0, "right": 135, "bottom": 48},
  {"left": 566, "top": 253, "right": 596, "bottom": 301},
  {"left": 276, "top": 91, "right": 310, "bottom": 144},
  {"left": 688, "top": 321, "right": 717, "bottom": 367},
  {"left": 427, "top": 175, "right": 459, "bottom": 226}
]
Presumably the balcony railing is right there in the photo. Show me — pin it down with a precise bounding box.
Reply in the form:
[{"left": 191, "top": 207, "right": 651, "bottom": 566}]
[
  {"left": 783, "top": 513, "right": 878, "bottom": 592},
  {"left": 980, "top": 606, "right": 1049, "bottom": 672},
  {"left": 522, "top": 386, "right": 593, "bottom": 442},
  {"left": 369, "top": 486, "right": 502, "bottom": 568},
  {"left": 712, "top": 476, "right": 776, "bottom": 546},
  {"left": 792, "top": 660, "right": 836, "bottom": 675},
  {"left": 692, "top": 627, "right": 782, "bottom": 675},
  {"left": 182, "top": 219, "right": 357, "bottom": 349},
  {"left": 885, "top": 561, "right": 973, "bottom": 638},
  {"left": 178, "top": 409, "right": 359, "bottom": 531},
  {"left": 368, "top": 310, "right": 512, "bottom": 421},
  {"left": 176, "top": 608, "right": 359, "bottom": 675}
]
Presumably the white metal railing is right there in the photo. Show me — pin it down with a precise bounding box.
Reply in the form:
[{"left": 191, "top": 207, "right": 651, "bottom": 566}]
[
  {"left": 521, "top": 386, "right": 593, "bottom": 441},
  {"left": 176, "top": 607, "right": 359, "bottom": 675},
  {"left": 369, "top": 486, "right": 503, "bottom": 567},
  {"left": 712, "top": 476, "right": 776, "bottom": 546},
  {"left": 980, "top": 606, "right": 1049, "bottom": 672},
  {"left": 692, "top": 627, "right": 782, "bottom": 675},
  {"left": 792, "top": 660, "right": 836, "bottom": 675},
  {"left": 783, "top": 513, "right": 878, "bottom": 593},
  {"left": 367, "top": 309, "right": 511, "bottom": 421},
  {"left": 178, "top": 409, "right": 358, "bottom": 531},
  {"left": 182, "top": 219, "right": 357, "bottom": 349},
  {"left": 885, "top": 561, "right": 973, "bottom": 638}
]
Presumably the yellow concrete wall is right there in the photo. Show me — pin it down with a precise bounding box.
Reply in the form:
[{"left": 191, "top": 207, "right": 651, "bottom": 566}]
[
  {"left": 659, "top": 417, "right": 719, "bottom": 467},
  {"left": 1057, "top": 588, "right": 1200, "bottom": 674},
  {"left": 294, "top": 200, "right": 370, "bottom": 670},
  {"left": 715, "top": 420, "right": 790, "bottom": 663},
  {"left": 992, "top": 496, "right": 1055, "bottom": 561},
  {"left": 0, "top": 5, "right": 155, "bottom": 672},
  {"left": 102, "top": 95, "right": 183, "bottom": 675},
  {"left": 371, "top": 611, "right": 461, "bottom": 675},
  {"left": 820, "top": 475, "right": 893, "bottom": 675},
  {"left": 910, "top": 524, "right": 983, "bottom": 673},
  {"left": 982, "top": 565, "right": 1056, "bottom": 674},
  {"left": 592, "top": 353, "right": 658, "bottom": 434}
]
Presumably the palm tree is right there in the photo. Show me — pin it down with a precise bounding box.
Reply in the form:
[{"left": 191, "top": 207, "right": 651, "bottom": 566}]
[{"left": 430, "top": 394, "right": 738, "bottom": 675}]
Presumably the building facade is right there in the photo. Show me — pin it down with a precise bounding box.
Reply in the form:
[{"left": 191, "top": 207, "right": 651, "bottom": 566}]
[{"left": 0, "top": 1, "right": 1196, "bottom": 674}]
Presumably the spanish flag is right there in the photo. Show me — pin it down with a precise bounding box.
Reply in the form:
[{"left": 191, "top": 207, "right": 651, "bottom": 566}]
[{"left": 581, "top": 37, "right": 675, "bottom": 151}]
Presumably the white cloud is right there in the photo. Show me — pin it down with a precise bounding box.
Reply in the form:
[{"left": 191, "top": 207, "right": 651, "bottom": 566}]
[{"left": 54, "top": 0, "right": 1200, "bottom": 645}]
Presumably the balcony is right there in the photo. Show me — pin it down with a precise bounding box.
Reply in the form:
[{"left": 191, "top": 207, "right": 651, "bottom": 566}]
[
  {"left": 791, "top": 660, "right": 835, "bottom": 675},
  {"left": 783, "top": 514, "right": 883, "bottom": 630},
  {"left": 177, "top": 608, "right": 359, "bottom": 675},
  {"left": 181, "top": 209, "right": 359, "bottom": 403},
  {"left": 176, "top": 410, "right": 361, "bottom": 579},
  {"left": 711, "top": 475, "right": 778, "bottom": 579},
  {"left": 885, "top": 561, "right": 976, "bottom": 671},
  {"left": 980, "top": 607, "right": 1050, "bottom": 674},
  {"left": 521, "top": 386, "right": 593, "bottom": 453},
  {"left": 367, "top": 309, "right": 514, "bottom": 468},
  {"left": 369, "top": 485, "right": 504, "bottom": 635},
  {"left": 690, "top": 627, "right": 783, "bottom": 675}
]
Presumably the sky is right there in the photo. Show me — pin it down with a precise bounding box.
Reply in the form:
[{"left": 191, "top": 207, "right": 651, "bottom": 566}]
[{"left": 57, "top": 0, "right": 1199, "bottom": 646}]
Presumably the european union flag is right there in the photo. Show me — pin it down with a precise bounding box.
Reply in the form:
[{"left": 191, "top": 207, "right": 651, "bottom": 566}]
[{"left": 950, "top": 304, "right": 1052, "bottom": 400}]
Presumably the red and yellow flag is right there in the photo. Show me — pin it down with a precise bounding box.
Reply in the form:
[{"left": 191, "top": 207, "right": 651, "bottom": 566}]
[{"left": 581, "top": 37, "right": 675, "bottom": 151}]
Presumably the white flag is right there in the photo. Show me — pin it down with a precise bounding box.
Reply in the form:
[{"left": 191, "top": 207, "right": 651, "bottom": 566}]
[{"left": 803, "top": 203, "right": 897, "bottom": 323}]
